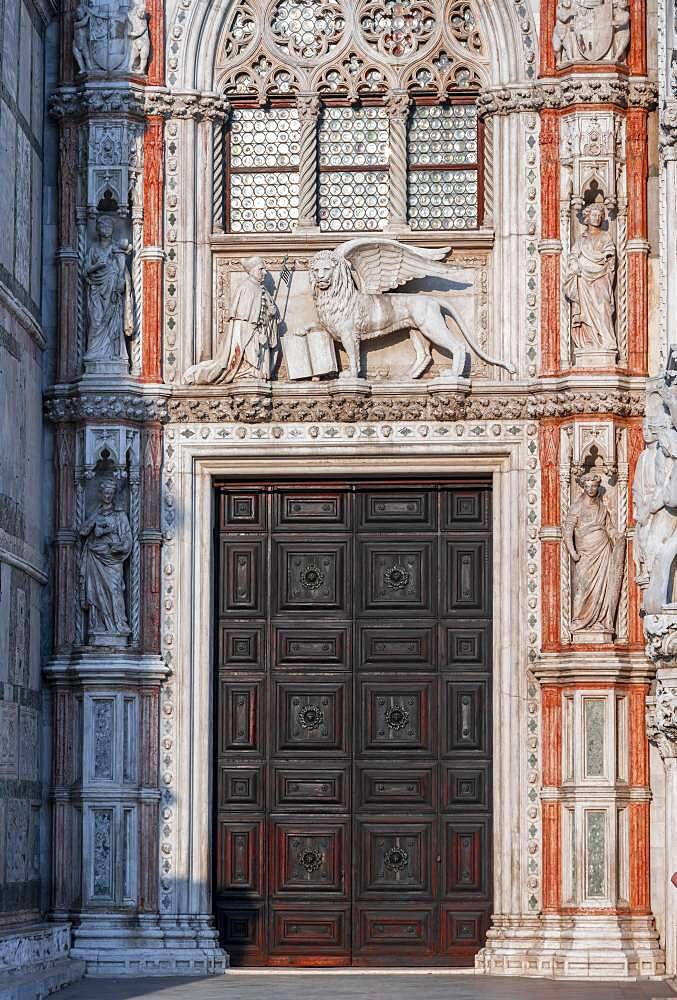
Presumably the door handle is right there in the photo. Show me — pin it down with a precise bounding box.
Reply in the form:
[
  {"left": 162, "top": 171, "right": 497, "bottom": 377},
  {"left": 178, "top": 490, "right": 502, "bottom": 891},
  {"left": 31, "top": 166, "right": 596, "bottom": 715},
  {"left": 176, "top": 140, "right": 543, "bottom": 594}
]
[{"left": 436, "top": 856, "right": 441, "bottom": 863}]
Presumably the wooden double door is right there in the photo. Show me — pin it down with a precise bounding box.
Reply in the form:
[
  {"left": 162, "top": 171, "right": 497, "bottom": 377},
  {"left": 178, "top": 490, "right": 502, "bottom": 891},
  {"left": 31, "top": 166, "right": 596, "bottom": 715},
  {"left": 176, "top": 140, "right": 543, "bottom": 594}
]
[{"left": 213, "top": 479, "right": 493, "bottom": 966}]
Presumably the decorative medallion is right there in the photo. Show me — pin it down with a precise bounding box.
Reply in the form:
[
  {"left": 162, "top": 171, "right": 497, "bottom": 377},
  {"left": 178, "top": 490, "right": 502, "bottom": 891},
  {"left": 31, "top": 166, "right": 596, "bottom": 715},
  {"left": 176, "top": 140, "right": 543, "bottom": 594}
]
[
  {"left": 359, "top": 0, "right": 436, "bottom": 57},
  {"left": 385, "top": 704, "right": 410, "bottom": 730},
  {"left": 448, "top": 0, "right": 483, "bottom": 54},
  {"left": 384, "top": 562, "right": 410, "bottom": 590},
  {"left": 297, "top": 704, "right": 325, "bottom": 730},
  {"left": 298, "top": 848, "right": 324, "bottom": 872},
  {"left": 384, "top": 846, "right": 410, "bottom": 871},
  {"left": 270, "top": 0, "right": 345, "bottom": 59},
  {"left": 300, "top": 562, "right": 325, "bottom": 591}
]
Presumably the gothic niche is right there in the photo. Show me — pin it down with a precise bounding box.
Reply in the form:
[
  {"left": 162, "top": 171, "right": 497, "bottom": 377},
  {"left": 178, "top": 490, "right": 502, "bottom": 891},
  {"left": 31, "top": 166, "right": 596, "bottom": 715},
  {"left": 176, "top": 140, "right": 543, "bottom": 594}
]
[
  {"left": 83, "top": 215, "right": 135, "bottom": 377},
  {"left": 73, "top": 0, "right": 150, "bottom": 76},
  {"left": 562, "top": 426, "right": 626, "bottom": 643},
  {"left": 563, "top": 195, "right": 618, "bottom": 369},
  {"left": 76, "top": 430, "right": 141, "bottom": 649},
  {"left": 552, "top": 0, "right": 630, "bottom": 68}
]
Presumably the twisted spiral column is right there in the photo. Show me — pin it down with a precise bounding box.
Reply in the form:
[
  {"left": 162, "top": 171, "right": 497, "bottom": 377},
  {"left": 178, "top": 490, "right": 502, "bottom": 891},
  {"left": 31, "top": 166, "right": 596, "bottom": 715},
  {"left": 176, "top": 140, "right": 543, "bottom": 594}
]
[
  {"left": 386, "top": 90, "right": 411, "bottom": 233},
  {"left": 212, "top": 110, "right": 230, "bottom": 231},
  {"left": 296, "top": 93, "right": 320, "bottom": 231}
]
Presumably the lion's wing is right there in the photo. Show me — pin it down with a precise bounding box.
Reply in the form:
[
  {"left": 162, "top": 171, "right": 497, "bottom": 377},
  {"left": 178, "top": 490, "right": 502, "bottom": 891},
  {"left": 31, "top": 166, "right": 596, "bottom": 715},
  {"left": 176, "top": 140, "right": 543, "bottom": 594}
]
[{"left": 337, "top": 238, "right": 455, "bottom": 294}]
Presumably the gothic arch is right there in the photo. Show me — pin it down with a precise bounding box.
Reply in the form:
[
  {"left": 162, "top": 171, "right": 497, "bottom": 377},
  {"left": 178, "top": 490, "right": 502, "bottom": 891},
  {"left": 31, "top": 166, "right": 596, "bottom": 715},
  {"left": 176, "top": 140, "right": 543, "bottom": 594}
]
[{"left": 165, "top": 0, "right": 536, "bottom": 94}]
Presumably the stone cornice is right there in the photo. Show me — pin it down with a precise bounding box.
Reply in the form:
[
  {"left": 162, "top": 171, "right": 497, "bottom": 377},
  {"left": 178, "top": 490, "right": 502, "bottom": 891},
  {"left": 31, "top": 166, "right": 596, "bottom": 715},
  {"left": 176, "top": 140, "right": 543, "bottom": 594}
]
[
  {"left": 478, "top": 78, "right": 658, "bottom": 118},
  {"left": 43, "top": 376, "right": 647, "bottom": 426},
  {"left": 532, "top": 650, "right": 656, "bottom": 684},
  {"left": 50, "top": 84, "right": 232, "bottom": 122}
]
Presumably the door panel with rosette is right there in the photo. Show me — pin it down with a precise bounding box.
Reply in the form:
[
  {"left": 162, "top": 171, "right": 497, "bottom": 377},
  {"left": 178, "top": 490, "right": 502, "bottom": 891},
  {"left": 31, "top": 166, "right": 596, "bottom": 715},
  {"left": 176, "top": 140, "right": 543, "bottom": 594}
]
[{"left": 214, "top": 482, "right": 492, "bottom": 966}]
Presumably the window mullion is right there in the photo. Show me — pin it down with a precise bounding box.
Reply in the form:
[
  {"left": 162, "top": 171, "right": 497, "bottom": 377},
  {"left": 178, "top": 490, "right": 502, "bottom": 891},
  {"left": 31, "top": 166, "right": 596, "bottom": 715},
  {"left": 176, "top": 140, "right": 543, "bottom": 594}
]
[
  {"left": 386, "top": 90, "right": 411, "bottom": 234},
  {"left": 296, "top": 93, "right": 321, "bottom": 232}
]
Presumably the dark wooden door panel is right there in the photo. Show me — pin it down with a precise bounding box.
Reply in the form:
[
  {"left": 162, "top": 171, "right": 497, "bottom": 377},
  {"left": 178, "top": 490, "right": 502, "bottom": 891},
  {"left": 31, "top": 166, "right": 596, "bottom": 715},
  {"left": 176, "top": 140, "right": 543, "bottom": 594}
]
[
  {"left": 359, "top": 625, "right": 435, "bottom": 669},
  {"left": 271, "top": 819, "right": 349, "bottom": 897},
  {"left": 272, "top": 765, "right": 350, "bottom": 812},
  {"left": 214, "top": 481, "right": 492, "bottom": 967},
  {"left": 358, "top": 678, "right": 436, "bottom": 755},
  {"left": 357, "top": 820, "right": 435, "bottom": 897},
  {"left": 273, "top": 679, "right": 349, "bottom": 755}
]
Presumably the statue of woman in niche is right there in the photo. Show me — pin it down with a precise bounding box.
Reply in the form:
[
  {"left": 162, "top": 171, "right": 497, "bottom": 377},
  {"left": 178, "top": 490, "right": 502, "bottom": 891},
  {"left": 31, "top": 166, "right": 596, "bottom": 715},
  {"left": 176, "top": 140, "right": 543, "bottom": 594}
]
[
  {"left": 563, "top": 472, "right": 626, "bottom": 639},
  {"left": 83, "top": 215, "right": 134, "bottom": 367},
  {"left": 79, "top": 479, "right": 133, "bottom": 645},
  {"left": 184, "top": 256, "right": 279, "bottom": 384},
  {"left": 563, "top": 203, "right": 617, "bottom": 357}
]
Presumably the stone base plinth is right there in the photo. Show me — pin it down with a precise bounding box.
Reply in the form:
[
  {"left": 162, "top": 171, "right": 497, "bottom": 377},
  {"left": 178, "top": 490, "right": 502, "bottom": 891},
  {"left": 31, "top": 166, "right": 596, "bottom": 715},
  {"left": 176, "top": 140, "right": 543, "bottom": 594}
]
[
  {"left": 476, "top": 914, "right": 666, "bottom": 979},
  {"left": 574, "top": 349, "right": 618, "bottom": 369},
  {"left": 69, "top": 917, "right": 228, "bottom": 977},
  {"left": 0, "top": 924, "right": 84, "bottom": 999}
]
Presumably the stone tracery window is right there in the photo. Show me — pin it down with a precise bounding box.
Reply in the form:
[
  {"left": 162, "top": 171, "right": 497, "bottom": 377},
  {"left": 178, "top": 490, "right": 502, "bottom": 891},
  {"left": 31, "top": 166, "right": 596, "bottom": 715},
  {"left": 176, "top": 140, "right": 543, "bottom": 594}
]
[{"left": 214, "top": 0, "right": 488, "bottom": 235}]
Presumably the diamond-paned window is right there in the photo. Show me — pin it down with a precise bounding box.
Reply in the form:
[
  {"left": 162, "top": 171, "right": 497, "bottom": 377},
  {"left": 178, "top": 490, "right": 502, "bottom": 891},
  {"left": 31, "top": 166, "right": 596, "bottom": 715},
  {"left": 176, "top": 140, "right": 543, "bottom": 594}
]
[
  {"left": 318, "top": 106, "right": 390, "bottom": 232},
  {"left": 227, "top": 107, "right": 301, "bottom": 232},
  {"left": 407, "top": 102, "right": 479, "bottom": 229}
]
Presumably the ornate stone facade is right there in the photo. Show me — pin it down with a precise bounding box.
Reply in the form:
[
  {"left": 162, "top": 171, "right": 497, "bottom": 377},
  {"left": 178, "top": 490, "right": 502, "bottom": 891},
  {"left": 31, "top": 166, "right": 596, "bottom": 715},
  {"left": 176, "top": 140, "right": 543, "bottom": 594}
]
[{"left": 2, "top": 0, "right": 677, "bottom": 987}]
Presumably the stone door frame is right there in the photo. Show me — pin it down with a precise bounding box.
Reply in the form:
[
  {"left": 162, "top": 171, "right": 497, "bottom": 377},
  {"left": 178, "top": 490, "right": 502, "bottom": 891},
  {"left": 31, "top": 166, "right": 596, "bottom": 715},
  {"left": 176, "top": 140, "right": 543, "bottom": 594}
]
[{"left": 160, "top": 420, "right": 534, "bottom": 961}]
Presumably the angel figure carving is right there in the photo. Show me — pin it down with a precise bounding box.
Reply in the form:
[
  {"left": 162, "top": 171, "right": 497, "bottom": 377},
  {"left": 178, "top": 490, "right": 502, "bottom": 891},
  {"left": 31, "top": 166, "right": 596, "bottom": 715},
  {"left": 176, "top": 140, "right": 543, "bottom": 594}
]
[{"left": 307, "top": 239, "right": 515, "bottom": 380}]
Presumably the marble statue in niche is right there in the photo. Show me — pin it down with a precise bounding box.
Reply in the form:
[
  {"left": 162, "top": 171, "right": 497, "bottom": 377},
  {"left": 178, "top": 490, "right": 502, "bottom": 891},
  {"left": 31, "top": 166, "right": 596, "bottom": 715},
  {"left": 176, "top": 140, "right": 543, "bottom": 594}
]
[
  {"left": 307, "top": 239, "right": 515, "bottom": 381},
  {"left": 185, "top": 256, "right": 279, "bottom": 384},
  {"left": 553, "top": 0, "right": 630, "bottom": 67},
  {"left": 79, "top": 479, "right": 133, "bottom": 646},
  {"left": 564, "top": 471, "right": 625, "bottom": 641},
  {"left": 72, "top": 0, "right": 151, "bottom": 76},
  {"left": 83, "top": 216, "right": 134, "bottom": 374},
  {"left": 563, "top": 203, "right": 617, "bottom": 366},
  {"left": 633, "top": 392, "right": 677, "bottom": 614}
]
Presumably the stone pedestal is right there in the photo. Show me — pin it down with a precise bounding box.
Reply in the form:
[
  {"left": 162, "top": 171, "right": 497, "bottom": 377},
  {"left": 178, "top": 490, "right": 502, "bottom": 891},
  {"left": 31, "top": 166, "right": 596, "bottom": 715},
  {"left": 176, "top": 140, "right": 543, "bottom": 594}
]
[{"left": 574, "top": 349, "right": 618, "bottom": 369}]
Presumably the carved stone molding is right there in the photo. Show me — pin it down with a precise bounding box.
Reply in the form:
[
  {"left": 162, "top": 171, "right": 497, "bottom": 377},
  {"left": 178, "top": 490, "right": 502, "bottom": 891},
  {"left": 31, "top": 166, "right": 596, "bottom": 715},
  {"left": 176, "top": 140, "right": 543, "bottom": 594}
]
[
  {"left": 45, "top": 391, "right": 170, "bottom": 424},
  {"left": 50, "top": 85, "right": 147, "bottom": 120},
  {"left": 477, "top": 80, "right": 658, "bottom": 119},
  {"left": 646, "top": 677, "right": 677, "bottom": 759},
  {"left": 644, "top": 615, "right": 677, "bottom": 664},
  {"left": 163, "top": 385, "right": 645, "bottom": 424},
  {"left": 144, "top": 90, "right": 231, "bottom": 121}
]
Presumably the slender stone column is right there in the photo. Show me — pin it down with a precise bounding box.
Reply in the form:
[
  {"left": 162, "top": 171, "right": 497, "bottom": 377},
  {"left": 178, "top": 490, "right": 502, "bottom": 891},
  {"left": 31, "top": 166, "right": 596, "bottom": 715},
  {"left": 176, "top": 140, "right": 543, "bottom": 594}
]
[
  {"left": 386, "top": 90, "right": 411, "bottom": 234},
  {"left": 296, "top": 93, "right": 320, "bottom": 232},
  {"left": 141, "top": 116, "right": 165, "bottom": 383}
]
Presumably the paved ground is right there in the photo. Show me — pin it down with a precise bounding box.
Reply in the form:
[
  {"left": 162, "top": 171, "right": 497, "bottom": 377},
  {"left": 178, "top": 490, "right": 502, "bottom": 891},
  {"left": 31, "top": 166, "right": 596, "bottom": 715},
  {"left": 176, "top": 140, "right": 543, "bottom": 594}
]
[{"left": 55, "top": 972, "right": 677, "bottom": 1000}]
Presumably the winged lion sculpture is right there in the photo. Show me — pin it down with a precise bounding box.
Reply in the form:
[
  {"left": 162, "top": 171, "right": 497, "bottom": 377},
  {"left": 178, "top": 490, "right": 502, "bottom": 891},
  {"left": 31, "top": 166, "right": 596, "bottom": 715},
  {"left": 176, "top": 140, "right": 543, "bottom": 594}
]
[{"left": 307, "top": 238, "right": 515, "bottom": 380}]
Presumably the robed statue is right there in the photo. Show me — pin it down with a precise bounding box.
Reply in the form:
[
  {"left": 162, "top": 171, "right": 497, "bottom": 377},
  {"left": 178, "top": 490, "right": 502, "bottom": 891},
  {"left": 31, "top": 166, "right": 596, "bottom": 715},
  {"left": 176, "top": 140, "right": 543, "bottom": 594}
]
[
  {"left": 563, "top": 203, "right": 617, "bottom": 357},
  {"left": 563, "top": 472, "right": 625, "bottom": 640},
  {"left": 633, "top": 395, "right": 677, "bottom": 613},
  {"left": 79, "top": 479, "right": 133, "bottom": 646},
  {"left": 184, "top": 256, "right": 279, "bottom": 384},
  {"left": 83, "top": 216, "right": 134, "bottom": 368}
]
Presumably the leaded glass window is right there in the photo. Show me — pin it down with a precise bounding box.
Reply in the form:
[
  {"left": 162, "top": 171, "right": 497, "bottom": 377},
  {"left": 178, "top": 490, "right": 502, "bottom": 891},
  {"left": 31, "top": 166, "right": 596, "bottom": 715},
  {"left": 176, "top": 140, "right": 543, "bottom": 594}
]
[
  {"left": 227, "top": 107, "right": 301, "bottom": 232},
  {"left": 407, "top": 102, "right": 480, "bottom": 230},
  {"left": 318, "top": 105, "right": 390, "bottom": 232}
]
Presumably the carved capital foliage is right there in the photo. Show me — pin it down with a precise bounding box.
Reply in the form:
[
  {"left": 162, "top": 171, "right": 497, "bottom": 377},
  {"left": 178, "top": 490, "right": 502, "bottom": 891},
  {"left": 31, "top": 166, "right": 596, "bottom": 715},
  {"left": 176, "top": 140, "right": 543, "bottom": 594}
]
[
  {"left": 477, "top": 80, "right": 657, "bottom": 119},
  {"left": 50, "top": 85, "right": 147, "bottom": 120},
  {"left": 163, "top": 386, "right": 645, "bottom": 425},
  {"left": 646, "top": 677, "right": 677, "bottom": 759},
  {"left": 144, "top": 90, "right": 232, "bottom": 121}
]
